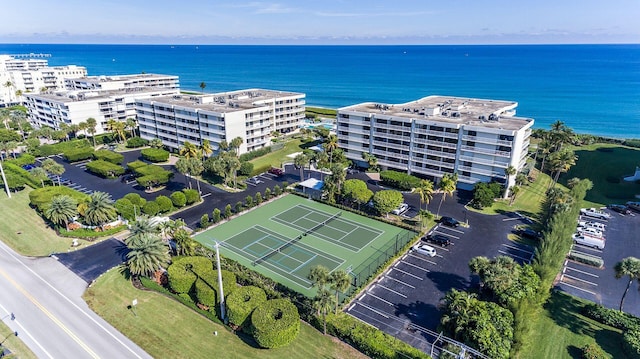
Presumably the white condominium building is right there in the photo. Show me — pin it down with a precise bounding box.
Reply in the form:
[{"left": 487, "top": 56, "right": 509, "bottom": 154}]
[
  {"left": 136, "top": 89, "right": 305, "bottom": 155},
  {"left": 24, "top": 87, "right": 179, "bottom": 134},
  {"left": 65, "top": 73, "right": 179, "bottom": 91},
  {"left": 0, "top": 55, "right": 87, "bottom": 107},
  {"left": 337, "top": 96, "right": 533, "bottom": 190}
]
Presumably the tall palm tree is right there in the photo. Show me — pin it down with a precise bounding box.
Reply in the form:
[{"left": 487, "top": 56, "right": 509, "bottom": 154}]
[
  {"left": 549, "top": 149, "right": 577, "bottom": 187},
  {"left": 149, "top": 138, "right": 164, "bottom": 149},
  {"left": 227, "top": 156, "right": 241, "bottom": 188},
  {"left": 179, "top": 141, "right": 200, "bottom": 159},
  {"left": 294, "top": 153, "right": 307, "bottom": 180},
  {"left": 328, "top": 163, "right": 346, "bottom": 194},
  {"left": 175, "top": 158, "right": 193, "bottom": 188},
  {"left": 329, "top": 269, "right": 351, "bottom": 315},
  {"left": 106, "top": 119, "right": 126, "bottom": 143},
  {"left": 41, "top": 158, "right": 65, "bottom": 186},
  {"left": 129, "top": 217, "right": 157, "bottom": 237},
  {"left": 323, "top": 134, "right": 338, "bottom": 168},
  {"left": 45, "top": 195, "right": 78, "bottom": 231},
  {"left": 436, "top": 173, "right": 457, "bottom": 218},
  {"left": 126, "top": 233, "right": 170, "bottom": 277},
  {"left": 199, "top": 82, "right": 206, "bottom": 94},
  {"left": 4, "top": 81, "right": 14, "bottom": 103},
  {"left": 30, "top": 167, "right": 49, "bottom": 187},
  {"left": 5, "top": 141, "right": 17, "bottom": 159},
  {"left": 125, "top": 118, "right": 137, "bottom": 138},
  {"left": 85, "top": 118, "right": 97, "bottom": 147},
  {"left": 503, "top": 165, "right": 516, "bottom": 199},
  {"left": 229, "top": 136, "right": 243, "bottom": 156},
  {"left": 415, "top": 179, "right": 434, "bottom": 211},
  {"left": 173, "top": 228, "right": 195, "bottom": 256},
  {"left": 78, "top": 121, "right": 88, "bottom": 138},
  {"left": 313, "top": 288, "right": 335, "bottom": 335},
  {"left": 308, "top": 265, "right": 330, "bottom": 291},
  {"left": 84, "top": 191, "right": 117, "bottom": 230},
  {"left": 188, "top": 157, "right": 204, "bottom": 194},
  {"left": 361, "top": 152, "right": 378, "bottom": 171},
  {"left": 509, "top": 185, "right": 521, "bottom": 206},
  {"left": 614, "top": 257, "right": 640, "bottom": 311},
  {"left": 200, "top": 139, "right": 213, "bottom": 158}
]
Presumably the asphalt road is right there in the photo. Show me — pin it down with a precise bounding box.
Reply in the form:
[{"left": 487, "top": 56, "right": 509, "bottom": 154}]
[
  {"left": 55, "top": 238, "right": 129, "bottom": 283},
  {"left": 0, "top": 240, "right": 152, "bottom": 359}
]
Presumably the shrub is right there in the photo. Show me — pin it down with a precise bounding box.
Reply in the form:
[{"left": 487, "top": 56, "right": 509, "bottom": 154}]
[
  {"left": 3, "top": 162, "right": 41, "bottom": 189},
  {"left": 126, "top": 136, "right": 148, "bottom": 148},
  {"left": 93, "top": 149, "right": 124, "bottom": 164},
  {"left": 7, "top": 154, "right": 35, "bottom": 167},
  {"left": 226, "top": 286, "right": 267, "bottom": 329},
  {"left": 200, "top": 214, "right": 210, "bottom": 229},
  {"left": 86, "top": 160, "right": 125, "bottom": 178},
  {"left": 195, "top": 278, "right": 217, "bottom": 307},
  {"left": 142, "top": 201, "right": 159, "bottom": 216},
  {"left": 58, "top": 224, "right": 127, "bottom": 238},
  {"left": 29, "top": 186, "right": 89, "bottom": 212},
  {"left": 624, "top": 327, "right": 640, "bottom": 357},
  {"left": 123, "top": 193, "right": 146, "bottom": 208},
  {"left": 225, "top": 204, "right": 232, "bottom": 218},
  {"left": 155, "top": 195, "right": 173, "bottom": 213},
  {"left": 380, "top": 170, "right": 421, "bottom": 191},
  {"left": 32, "top": 138, "right": 91, "bottom": 157},
  {"left": 220, "top": 269, "right": 237, "bottom": 297},
  {"left": 235, "top": 201, "right": 243, "bottom": 213},
  {"left": 212, "top": 208, "right": 221, "bottom": 223},
  {"left": 183, "top": 188, "right": 201, "bottom": 205},
  {"left": 251, "top": 299, "right": 300, "bottom": 349},
  {"left": 239, "top": 161, "right": 254, "bottom": 176},
  {"left": 134, "top": 163, "right": 174, "bottom": 189},
  {"left": 126, "top": 160, "right": 147, "bottom": 172},
  {"left": 239, "top": 146, "right": 271, "bottom": 162},
  {"left": 63, "top": 147, "right": 95, "bottom": 162},
  {"left": 252, "top": 164, "right": 272, "bottom": 176},
  {"left": 171, "top": 191, "right": 187, "bottom": 207},
  {"left": 167, "top": 256, "right": 216, "bottom": 294},
  {"left": 114, "top": 198, "right": 135, "bottom": 221},
  {"left": 581, "top": 343, "right": 607, "bottom": 359},
  {"left": 245, "top": 195, "right": 254, "bottom": 208},
  {"left": 141, "top": 148, "right": 169, "bottom": 162},
  {"left": 567, "top": 251, "right": 604, "bottom": 268},
  {"left": 581, "top": 303, "right": 640, "bottom": 330},
  {"left": 255, "top": 192, "right": 263, "bottom": 205}
]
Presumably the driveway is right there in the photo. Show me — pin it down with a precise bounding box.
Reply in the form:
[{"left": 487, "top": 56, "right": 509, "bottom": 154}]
[{"left": 53, "top": 238, "right": 129, "bottom": 283}]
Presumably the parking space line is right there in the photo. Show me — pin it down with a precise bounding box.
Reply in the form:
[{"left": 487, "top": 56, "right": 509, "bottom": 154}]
[
  {"left": 559, "top": 281, "right": 597, "bottom": 295},
  {"left": 431, "top": 231, "right": 460, "bottom": 239},
  {"left": 201, "top": 193, "right": 212, "bottom": 198},
  {"left": 565, "top": 266, "right": 599, "bottom": 278},
  {"left": 384, "top": 275, "right": 415, "bottom": 288},
  {"left": 376, "top": 284, "right": 407, "bottom": 298},
  {"left": 571, "top": 245, "right": 603, "bottom": 254},
  {"left": 366, "top": 293, "right": 394, "bottom": 306},
  {"left": 405, "top": 255, "right": 435, "bottom": 267},
  {"left": 498, "top": 250, "right": 531, "bottom": 263},
  {"left": 353, "top": 302, "right": 390, "bottom": 318},
  {"left": 391, "top": 267, "right": 423, "bottom": 280},
  {"left": 437, "top": 226, "right": 465, "bottom": 234},
  {"left": 502, "top": 243, "right": 534, "bottom": 255},
  {"left": 563, "top": 274, "right": 598, "bottom": 287}
]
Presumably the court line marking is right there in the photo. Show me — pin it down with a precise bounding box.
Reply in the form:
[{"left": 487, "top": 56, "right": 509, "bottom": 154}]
[
  {"left": 270, "top": 216, "right": 360, "bottom": 252},
  {"left": 297, "top": 204, "right": 384, "bottom": 235},
  {"left": 391, "top": 267, "right": 423, "bottom": 280}
]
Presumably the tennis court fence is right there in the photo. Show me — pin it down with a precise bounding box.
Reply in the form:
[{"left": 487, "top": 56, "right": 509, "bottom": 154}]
[{"left": 348, "top": 230, "right": 417, "bottom": 293}]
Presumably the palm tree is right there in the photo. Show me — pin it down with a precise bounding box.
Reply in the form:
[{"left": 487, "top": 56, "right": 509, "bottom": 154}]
[
  {"left": 173, "top": 228, "right": 195, "bottom": 256},
  {"left": 327, "top": 163, "right": 346, "bottom": 195},
  {"left": 129, "top": 217, "right": 157, "bottom": 237},
  {"left": 415, "top": 179, "right": 434, "bottom": 211},
  {"left": 227, "top": 156, "right": 241, "bottom": 188},
  {"left": 503, "top": 165, "right": 516, "bottom": 199},
  {"left": 323, "top": 134, "right": 338, "bottom": 168},
  {"left": 436, "top": 173, "right": 457, "bottom": 218},
  {"left": 175, "top": 158, "right": 192, "bottom": 188},
  {"left": 188, "top": 157, "right": 204, "bottom": 194},
  {"left": 179, "top": 141, "right": 200, "bottom": 159},
  {"left": 313, "top": 288, "right": 335, "bottom": 335},
  {"left": 126, "top": 233, "right": 170, "bottom": 277},
  {"left": 199, "top": 82, "right": 206, "bottom": 94},
  {"left": 106, "top": 119, "right": 126, "bottom": 143},
  {"left": 84, "top": 191, "right": 117, "bottom": 230},
  {"left": 308, "top": 265, "right": 330, "bottom": 291},
  {"left": 200, "top": 139, "right": 213, "bottom": 158},
  {"left": 149, "top": 138, "right": 164, "bottom": 149},
  {"left": 229, "top": 137, "right": 243, "bottom": 156},
  {"left": 30, "top": 167, "right": 49, "bottom": 187},
  {"left": 85, "top": 118, "right": 97, "bottom": 147},
  {"left": 361, "top": 152, "right": 378, "bottom": 171},
  {"left": 4, "top": 81, "right": 14, "bottom": 103},
  {"left": 548, "top": 149, "right": 577, "bottom": 187},
  {"left": 294, "top": 153, "right": 307, "bottom": 180},
  {"left": 45, "top": 195, "right": 78, "bottom": 231},
  {"left": 41, "top": 158, "right": 65, "bottom": 186},
  {"left": 5, "top": 141, "right": 17, "bottom": 159},
  {"left": 509, "top": 185, "right": 520, "bottom": 206},
  {"left": 329, "top": 269, "right": 351, "bottom": 315},
  {"left": 614, "top": 257, "right": 640, "bottom": 311},
  {"left": 78, "top": 121, "right": 88, "bottom": 138},
  {"left": 125, "top": 118, "right": 137, "bottom": 138}
]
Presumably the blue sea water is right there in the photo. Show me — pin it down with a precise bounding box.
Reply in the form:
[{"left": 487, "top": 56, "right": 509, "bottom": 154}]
[{"left": 1, "top": 44, "right": 638, "bottom": 138}]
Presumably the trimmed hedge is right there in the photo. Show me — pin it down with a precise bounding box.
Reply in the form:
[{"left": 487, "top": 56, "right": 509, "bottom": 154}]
[
  {"left": 567, "top": 251, "right": 604, "bottom": 268},
  {"left": 93, "top": 149, "right": 124, "bottom": 164},
  {"left": 86, "top": 160, "right": 125, "bottom": 178},
  {"left": 252, "top": 163, "right": 272, "bottom": 177},
  {"left": 59, "top": 224, "right": 127, "bottom": 239},
  {"left": 31, "top": 139, "right": 91, "bottom": 157},
  {"left": 29, "top": 186, "right": 89, "bottom": 212},
  {"left": 63, "top": 147, "right": 95, "bottom": 162},
  {"left": 155, "top": 195, "right": 173, "bottom": 213},
  {"left": 126, "top": 136, "right": 148, "bottom": 148},
  {"left": 327, "top": 312, "right": 431, "bottom": 359},
  {"left": 142, "top": 201, "right": 159, "bottom": 216},
  {"left": 581, "top": 303, "right": 640, "bottom": 330},
  {"left": 171, "top": 191, "right": 187, "bottom": 207},
  {"left": 131, "top": 162, "right": 174, "bottom": 188},
  {"left": 581, "top": 343, "right": 607, "bottom": 359},
  {"left": 123, "top": 193, "right": 147, "bottom": 207},
  {"left": 226, "top": 286, "right": 267, "bottom": 329},
  {"left": 380, "top": 170, "right": 421, "bottom": 191},
  {"left": 141, "top": 148, "right": 169, "bottom": 162},
  {"left": 624, "top": 327, "right": 640, "bottom": 357},
  {"left": 239, "top": 146, "right": 271, "bottom": 162},
  {"left": 127, "top": 160, "right": 148, "bottom": 172},
  {"left": 195, "top": 278, "right": 217, "bottom": 307},
  {"left": 115, "top": 198, "right": 135, "bottom": 221},
  {"left": 3, "top": 162, "right": 41, "bottom": 189},
  {"left": 220, "top": 269, "right": 237, "bottom": 297},
  {"left": 251, "top": 299, "right": 300, "bottom": 349},
  {"left": 7, "top": 154, "right": 35, "bottom": 167},
  {"left": 183, "top": 188, "right": 201, "bottom": 205},
  {"left": 167, "top": 256, "right": 216, "bottom": 294}
]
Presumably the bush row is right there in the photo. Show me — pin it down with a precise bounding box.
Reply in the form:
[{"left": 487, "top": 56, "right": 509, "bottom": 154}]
[
  {"left": 126, "top": 137, "right": 148, "bottom": 148},
  {"left": 2, "top": 161, "right": 42, "bottom": 189},
  {"left": 380, "top": 170, "right": 421, "bottom": 191},
  {"left": 141, "top": 148, "right": 170, "bottom": 162},
  {"left": 58, "top": 224, "right": 128, "bottom": 239},
  {"left": 93, "top": 149, "right": 124, "bottom": 164},
  {"left": 581, "top": 303, "right": 640, "bottom": 331},
  {"left": 239, "top": 146, "right": 271, "bottom": 162},
  {"left": 31, "top": 138, "right": 92, "bottom": 157},
  {"left": 567, "top": 251, "right": 604, "bottom": 268},
  {"left": 251, "top": 299, "right": 300, "bottom": 349},
  {"left": 86, "top": 160, "right": 125, "bottom": 178},
  {"left": 63, "top": 147, "right": 95, "bottom": 162},
  {"left": 29, "top": 186, "right": 90, "bottom": 212}
]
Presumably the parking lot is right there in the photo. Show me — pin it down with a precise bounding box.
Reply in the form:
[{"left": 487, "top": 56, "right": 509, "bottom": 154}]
[
  {"left": 345, "top": 191, "right": 535, "bottom": 352},
  {"left": 557, "top": 208, "right": 640, "bottom": 317}
]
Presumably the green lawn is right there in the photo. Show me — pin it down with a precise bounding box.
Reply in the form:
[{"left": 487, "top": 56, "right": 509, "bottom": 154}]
[
  {"left": 84, "top": 269, "right": 367, "bottom": 359},
  {"left": 0, "top": 320, "right": 36, "bottom": 359},
  {"left": 250, "top": 138, "right": 307, "bottom": 172},
  {"left": 0, "top": 189, "right": 94, "bottom": 256},
  {"left": 560, "top": 143, "right": 640, "bottom": 206},
  {"left": 306, "top": 107, "right": 337, "bottom": 119},
  {"left": 518, "top": 291, "right": 629, "bottom": 359}
]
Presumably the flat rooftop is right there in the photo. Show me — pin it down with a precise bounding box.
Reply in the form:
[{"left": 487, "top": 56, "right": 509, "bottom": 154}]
[
  {"left": 340, "top": 95, "right": 533, "bottom": 130},
  {"left": 141, "top": 89, "right": 305, "bottom": 113},
  {"left": 26, "top": 87, "right": 178, "bottom": 102},
  {"left": 69, "top": 73, "right": 178, "bottom": 83}
]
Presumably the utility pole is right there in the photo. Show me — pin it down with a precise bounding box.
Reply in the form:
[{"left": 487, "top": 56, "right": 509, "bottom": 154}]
[
  {"left": 0, "top": 161, "right": 11, "bottom": 198},
  {"left": 214, "top": 241, "right": 226, "bottom": 323}
]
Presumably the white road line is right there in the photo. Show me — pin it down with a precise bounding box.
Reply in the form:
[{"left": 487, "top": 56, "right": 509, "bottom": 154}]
[
  {"left": 0, "top": 303, "right": 54, "bottom": 359},
  {"left": 348, "top": 304, "right": 356, "bottom": 311},
  {"left": 563, "top": 274, "right": 598, "bottom": 287},
  {"left": 560, "top": 281, "right": 597, "bottom": 295},
  {"left": 354, "top": 302, "right": 390, "bottom": 318},
  {"left": 502, "top": 243, "right": 534, "bottom": 255},
  {"left": 407, "top": 254, "right": 437, "bottom": 266},
  {"left": 391, "top": 268, "right": 423, "bottom": 280},
  {"left": 498, "top": 250, "right": 531, "bottom": 263},
  {"left": 572, "top": 245, "right": 603, "bottom": 253},
  {"left": 565, "top": 266, "right": 599, "bottom": 278},
  {"left": 368, "top": 284, "right": 377, "bottom": 292},
  {"left": 400, "top": 259, "right": 431, "bottom": 272},
  {"left": 384, "top": 275, "right": 415, "bottom": 288},
  {"left": 502, "top": 218, "right": 521, "bottom": 221},
  {"left": 376, "top": 284, "right": 407, "bottom": 298},
  {"left": 201, "top": 193, "right": 212, "bottom": 198},
  {"left": 366, "top": 293, "right": 394, "bottom": 306}
]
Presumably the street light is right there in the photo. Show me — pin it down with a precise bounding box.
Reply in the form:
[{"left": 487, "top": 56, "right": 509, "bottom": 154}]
[
  {"left": 0, "top": 331, "right": 17, "bottom": 345},
  {"left": 0, "top": 161, "right": 11, "bottom": 198},
  {"left": 214, "top": 241, "right": 227, "bottom": 324}
]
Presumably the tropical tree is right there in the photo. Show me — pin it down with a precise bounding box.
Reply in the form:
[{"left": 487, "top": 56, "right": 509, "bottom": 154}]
[
  {"left": 200, "top": 139, "right": 213, "bottom": 158},
  {"left": 106, "top": 119, "right": 126, "bottom": 143},
  {"left": 436, "top": 173, "right": 458, "bottom": 217},
  {"left": 77, "top": 121, "right": 88, "bottom": 138},
  {"left": 323, "top": 134, "right": 338, "bottom": 168},
  {"left": 175, "top": 158, "right": 193, "bottom": 188},
  {"left": 149, "top": 138, "right": 163, "bottom": 149},
  {"left": 229, "top": 136, "right": 243, "bottom": 155},
  {"left": 372, "top": 189, "right": 403, "bottom": 218},
  {"left": 41, "top": 158, "right": 65, "bottom": 186},
  {"left": 509, "top": 185, "right": 520, "bottom": 206},
  {"left": 326, "top": 163, "right": 346, "bottom": 197},
  {"left": 548, "top": 149, "right": 577, "bottom": 187},
  {"left": 85, "top": 118, "right": 97, "bottom": 147},
  {"left": 329, "top": 269, "right": 351, "bottom": 314},
  {"left": 308, "top": 265, "right": 330, "bottom": 291},
  {"left": 550, "top": 120, "right": 575, "bottom": 151},
  {"left": 313, "top": 288, "right": 335, "bottom": 335},
  {"left": 45, "top": 195, "right": 78, "bottom": 231},
  {"left": 30, "top": 167, "right": 49, "bottom": 187},
  {"left": 84, "top": 191, "right": 117, "bottom": 229},
  {"left": 361, "top": 152, "right": 378, "bottom": 171},
  {"left": 173, "top": 228, "right": 195, "bottom": 256},
  {"left": 179, "top": 141, "right": 200, "bottom": 160},
  {"left": 503, "top": 165, "right": 516, "bottom": 199},
  {"left": 129, "top": 217, "right": 157, "bottom": 237},
  {"left": 415, "top": 179, "right": 434, "bottom": 211},
  {"left": 294, "top": 153, "right": 307, "bottom": 180},
  {"left": 188, "top": 157, "right": 204, "bottom": 194},
  {"left": 125, "top": 118, "right": 137, "bottom": 138},
  {"left": 614, "top": 257, "right": 640, "bottom": 311},
  {"left": 125, "top": 233, "right": 170, "bottom": 277},
  {"left": 199, "top": 82, "right": 206, "bottom": 94}
]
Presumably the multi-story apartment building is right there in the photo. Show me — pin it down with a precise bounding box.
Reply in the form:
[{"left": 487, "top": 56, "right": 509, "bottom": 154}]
[
  {"left": 337, "top": 96, "right": 533, "bottom": 190},
  {"left": 136, "top": 89, "right": 305, "bottom": 155},
  {"left": 0, "top": 55, "right": 87, "bottom": 107},
  {"left": 24, "top": 87, "right": 179, "bottom": 134},
  {"left": 65, "top": 73, "right": 179, "bottom": 91}
]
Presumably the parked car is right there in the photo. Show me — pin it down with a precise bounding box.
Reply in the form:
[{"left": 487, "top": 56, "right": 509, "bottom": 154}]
[
  {"left": 413, "top": 243, "right": 437, "bottom": 257},
  {"left": 440, "top": 216, "right": 460, "bottom": 228},
  {"left": 268, "top": 167, "right": 284, "bottom": 176},
  {"left": 391, "top": 203, "right": 409, "bottom": 215},
  {"left": 246, "top": 176, "right": 263, "bottom": 185},
  {"left": 572, "top": 233, "right": 605, "bottom": 250},
  {"left": 423, "top": 233, "right": 451, "bottom": 247},
  {"left": 578, "top": 221, "right": 606, "bottom": 231},
  {"left": 21, "top": 164, "right": 35, "bottom": 170},
  {"left": 577, "top": 226, "right": 604, "bottom": 238},
  {"left": 580, "top": 208, "right": 611, "bottom": 220},
  {"left": 607, "top": 204, "right": 631, "bottom": 215},
  {"left": 518, "top": 228, "right": 541, "bottom": 240},
  {"left": 626, "top": 201, "right": 640, "bottom": 213}
]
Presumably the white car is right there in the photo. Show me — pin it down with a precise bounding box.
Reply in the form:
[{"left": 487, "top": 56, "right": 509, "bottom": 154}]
[
  {"left": 572, "top": 233, "right": 605, "bottom": 250},
  {"left": 580, "top": 208, "right": 611, "bottom": 220},
  {"left": 577, "top": 226, "right": 604, "bottom": 238},
  {"left": 578, "top": 221, "right": 606, "bottom": 231},
  {"left": 413, "top": 243, "right": 437, "bottom": 257},
  {"left": 392, "top": 203, "right": 409, "bottom": 215}
]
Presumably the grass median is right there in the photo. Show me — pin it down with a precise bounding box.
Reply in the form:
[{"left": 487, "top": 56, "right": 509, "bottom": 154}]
[
  {"left": 84, "top": 269, "right": 367, "bottom": 359},
  {"left": 0, "top": 320, "right": 36, "bottom": 359}
]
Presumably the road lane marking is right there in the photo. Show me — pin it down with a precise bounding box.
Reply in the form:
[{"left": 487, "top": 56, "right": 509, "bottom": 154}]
[
  {"left": 0, "top": 267, "right": 99, "bottom": 358},
  {"left": 0, "top": 303, "right": 54, "bottom": 359}
]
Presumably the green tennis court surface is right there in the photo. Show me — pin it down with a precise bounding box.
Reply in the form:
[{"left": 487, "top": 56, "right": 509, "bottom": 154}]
[{"left": 194, "top": 194, "right": 416, "bottom": 297}]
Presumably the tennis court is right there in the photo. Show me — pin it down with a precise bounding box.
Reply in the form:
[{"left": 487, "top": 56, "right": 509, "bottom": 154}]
[{"left": 194, "top": 194, "right": 417, "bottom": 297}]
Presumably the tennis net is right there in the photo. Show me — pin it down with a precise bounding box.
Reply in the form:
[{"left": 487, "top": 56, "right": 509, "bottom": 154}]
[
  {"left": 303, "top": 211, "right": 342, "bottom": 236},
  {"left": 252, "top": 234, "right": 303, "bottom": 266}
]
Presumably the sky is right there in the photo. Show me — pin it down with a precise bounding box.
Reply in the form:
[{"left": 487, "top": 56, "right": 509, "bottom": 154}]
[{"left": 2, "top": 0, "right": 639, "bottom": 44}]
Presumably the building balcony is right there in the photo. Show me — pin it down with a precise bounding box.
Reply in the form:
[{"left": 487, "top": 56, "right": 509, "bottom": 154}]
[
  {"left": 460, "top": 145, "right": 511, "bottom": 158},
  {"left": 458, "top": 165, "right": 505, "bottom": 178},
  {"left": 410, "top": 166, "right": 446, "bottom": 178},
  {"left": 414, "top": 148, "right": 457, "bottom": 159},
  {"left": 373, "top": 122, "right": 407, "bottom": 132},
  {"left": 462, "top": 135, "right": 512, "bottom": 147},
  {"left": 413, "top": 128, "right": 459, "bottom": 139},
  {"left": 459, "top": 155, "right": 510, "bottom": 168},
  {"left": 416, "top": 158, "right": 456, "bottom": 169},
  {"left": 377, "top": 158, "right": 408, "bottom": 169},
  {"left": 372, "top": 149, "right": 409, "bottom": 160}
]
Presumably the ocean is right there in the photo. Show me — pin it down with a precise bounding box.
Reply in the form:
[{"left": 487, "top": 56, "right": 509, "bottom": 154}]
[{"left": 1, "top": 44, "right": 638, "bottom": 138}]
